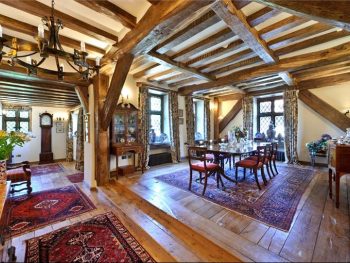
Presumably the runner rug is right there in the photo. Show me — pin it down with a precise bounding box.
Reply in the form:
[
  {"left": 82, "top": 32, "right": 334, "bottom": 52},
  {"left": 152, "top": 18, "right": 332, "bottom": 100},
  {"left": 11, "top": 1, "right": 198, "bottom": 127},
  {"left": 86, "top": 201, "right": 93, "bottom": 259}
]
[
  {"left": 66, "top": 172, "right": 84, "bottom": 183},
  {"left": 31, "top": 163, "right": 64, "bottom": 176},
  {"left": 156, "top": 165, "right": 315, "bottom": 231},
  {"left": 1, "top": 185, "right": 95, "bottom": 238},
  {"left": 25, "top": 212, "right": 155, "bottom": 263}
]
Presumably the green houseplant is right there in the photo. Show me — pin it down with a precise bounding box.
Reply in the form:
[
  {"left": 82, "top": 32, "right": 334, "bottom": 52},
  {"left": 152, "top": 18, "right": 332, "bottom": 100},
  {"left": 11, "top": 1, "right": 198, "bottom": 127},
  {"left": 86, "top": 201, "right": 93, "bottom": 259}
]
[{"left": 0, "top": 130, "right": 30, "bottom": 184}]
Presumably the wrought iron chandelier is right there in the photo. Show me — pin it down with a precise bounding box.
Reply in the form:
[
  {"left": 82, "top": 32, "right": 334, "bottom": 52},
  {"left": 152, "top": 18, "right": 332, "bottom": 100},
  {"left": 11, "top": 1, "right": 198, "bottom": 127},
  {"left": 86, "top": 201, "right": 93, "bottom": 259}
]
[{"left": 0, "top": 0, "right": 100, "bottom": 80}]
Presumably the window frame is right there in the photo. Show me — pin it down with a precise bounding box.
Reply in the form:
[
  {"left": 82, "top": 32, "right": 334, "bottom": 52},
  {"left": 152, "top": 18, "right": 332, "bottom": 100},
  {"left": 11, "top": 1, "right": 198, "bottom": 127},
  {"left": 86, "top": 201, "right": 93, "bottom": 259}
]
[
  {"left": 149, "top": 94, "right": 164, "bottom": 135},
  {"left": 2, "top": 107, "right": 32, "bottom": 133},
  {"left": 257, "top": 96, "right": 283, "bottom": 134}
]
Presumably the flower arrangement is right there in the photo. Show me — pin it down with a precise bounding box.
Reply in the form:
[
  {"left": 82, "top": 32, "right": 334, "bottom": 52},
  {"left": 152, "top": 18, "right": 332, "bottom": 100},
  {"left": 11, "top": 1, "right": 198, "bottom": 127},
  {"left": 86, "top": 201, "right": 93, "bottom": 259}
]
[
  {"left": 305, "top": 134, "right": 332, "bottom": 155},
  {"left": 0, "top": 130, "right": 30, "bottom": 160},
  {"left": 231, "top": 126, "right": 247, "bottom": 142}
]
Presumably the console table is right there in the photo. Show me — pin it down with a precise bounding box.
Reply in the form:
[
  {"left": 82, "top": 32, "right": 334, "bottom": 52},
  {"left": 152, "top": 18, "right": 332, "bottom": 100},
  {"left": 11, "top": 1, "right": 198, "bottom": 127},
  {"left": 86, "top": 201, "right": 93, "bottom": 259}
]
[
  {"left": 328, "top": 142, "right": 350, "bottom": 208},
  {"left": 111, "top": 143, "right": 144, "bottom": 179}
]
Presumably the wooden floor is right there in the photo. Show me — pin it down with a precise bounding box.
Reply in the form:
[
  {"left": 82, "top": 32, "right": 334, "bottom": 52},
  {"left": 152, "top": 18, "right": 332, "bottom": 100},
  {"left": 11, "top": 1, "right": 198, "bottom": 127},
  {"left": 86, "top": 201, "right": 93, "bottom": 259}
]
[{"left": 1, "top": 161, "right": 349, "bottom": 262}]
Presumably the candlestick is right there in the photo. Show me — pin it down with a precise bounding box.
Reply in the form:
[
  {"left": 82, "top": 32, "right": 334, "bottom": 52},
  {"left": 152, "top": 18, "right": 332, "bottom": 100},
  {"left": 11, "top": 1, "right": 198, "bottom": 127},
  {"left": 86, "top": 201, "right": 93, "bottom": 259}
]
[
  {"left": 95, "top": 56, "right": 100, "bottom": 66},
  {"left": 80, "top": 41, "right": 86, "bottom": 52},
  {"left": 0, "top": 25, "right": 2, "bottom": 38},
  {"left": 38, "top": 24, "right": 44, "bottom": 38}
]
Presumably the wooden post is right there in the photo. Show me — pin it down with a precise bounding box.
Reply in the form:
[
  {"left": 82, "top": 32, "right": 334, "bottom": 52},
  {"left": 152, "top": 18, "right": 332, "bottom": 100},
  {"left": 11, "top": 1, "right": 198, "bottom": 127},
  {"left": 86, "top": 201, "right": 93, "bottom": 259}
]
[{"left": 93, "top": 74, "right": 110, "bottom": 186}]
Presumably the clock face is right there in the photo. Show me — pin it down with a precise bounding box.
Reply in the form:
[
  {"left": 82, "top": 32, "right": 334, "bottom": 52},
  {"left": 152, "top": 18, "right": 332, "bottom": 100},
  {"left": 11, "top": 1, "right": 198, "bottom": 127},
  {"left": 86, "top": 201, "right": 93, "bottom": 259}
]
[{"left": 41, "top": 115, "right": 52, "bottom": 126}]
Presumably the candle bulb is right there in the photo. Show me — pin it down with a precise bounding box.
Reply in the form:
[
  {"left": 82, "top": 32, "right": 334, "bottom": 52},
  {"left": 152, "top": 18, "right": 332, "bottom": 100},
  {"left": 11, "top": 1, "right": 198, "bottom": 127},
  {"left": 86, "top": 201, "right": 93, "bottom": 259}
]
[
  {"left": 80, "top": 41, "right": 85, "bottom": 52},
  {"left": 60, "top": 63, "right": 64, "bottom": 72},
  {"left": 0, "top": 25, "right": 2, "bottom": 38},
  {"left": 95, "top": 56, "right": 100, "bottom": 66},
  {"left": 38, "top": 24, "right": 44, "bottom": 38},
  {"left": 26, "top": 56, "right": 31, "bottom": 64}
]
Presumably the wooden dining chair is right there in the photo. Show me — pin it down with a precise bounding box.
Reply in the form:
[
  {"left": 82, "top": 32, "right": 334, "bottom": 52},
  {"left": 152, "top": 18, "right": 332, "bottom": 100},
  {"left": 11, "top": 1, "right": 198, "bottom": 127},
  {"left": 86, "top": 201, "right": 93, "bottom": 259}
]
[
  {"left": 247, "top": 144, "right": 273, "bottom": 180},
  {"left": 188, "top": 146, "right": 224, "bottom": 195},
  {"left": 270, "top": 142, "right": 279, "bottom": 175},
  {"left": 235, "top": 146, "right": 268, "bottom": 190}
]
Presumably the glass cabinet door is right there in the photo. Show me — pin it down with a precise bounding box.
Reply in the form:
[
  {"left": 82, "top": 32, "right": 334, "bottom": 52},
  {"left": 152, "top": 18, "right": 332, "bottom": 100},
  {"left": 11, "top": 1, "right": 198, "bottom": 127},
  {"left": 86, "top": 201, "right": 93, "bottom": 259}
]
[
  {"left": 127, "top": 111, "right": 138, "bottom": 144},
  {"left": 114, "top": 113, "right": 126, "bottom": 143}
]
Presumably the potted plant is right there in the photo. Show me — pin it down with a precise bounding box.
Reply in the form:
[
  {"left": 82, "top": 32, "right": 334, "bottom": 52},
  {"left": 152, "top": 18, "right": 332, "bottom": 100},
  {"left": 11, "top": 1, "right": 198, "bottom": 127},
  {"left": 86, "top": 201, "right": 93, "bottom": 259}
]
[{"left": 0, "top": 130, "right": 30, "bottom": 184}]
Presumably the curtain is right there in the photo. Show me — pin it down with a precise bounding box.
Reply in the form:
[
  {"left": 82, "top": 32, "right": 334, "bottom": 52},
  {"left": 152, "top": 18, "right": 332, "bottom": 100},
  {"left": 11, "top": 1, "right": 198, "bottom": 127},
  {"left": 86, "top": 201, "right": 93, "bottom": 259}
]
[
  {"left": 169, "top": 91, "right": 181, "bottom": 163},
  {"left": 204, "top": 99, "right": 211, "bottom": 141},
  {"left": 243, "top": 95, "right": 254, "bottom": 140},
  {"left": 66, "top": 112, "right": 73, "bottom": 162},
  {"left": 284, "top": 89, "right": 299, "bottom": 164},
  {"left": 75, "top": 108, "right": 84, "bottom": 171},
  {"left": 185, "top": 96, "right": 195, "bottom": 146},
  {"left": 138, "top": 86, "right": 150, "bottom": 169}
]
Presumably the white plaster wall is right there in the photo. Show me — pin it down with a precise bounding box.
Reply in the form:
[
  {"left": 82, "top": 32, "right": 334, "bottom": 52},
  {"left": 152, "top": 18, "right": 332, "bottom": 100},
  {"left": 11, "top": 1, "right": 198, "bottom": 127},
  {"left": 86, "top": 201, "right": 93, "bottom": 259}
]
[
  {"left": 9, "top": 106, "right": 69, "bottom": 163},
  {"left": 219, "top": 99, "right": 244, "bottom": 138}
]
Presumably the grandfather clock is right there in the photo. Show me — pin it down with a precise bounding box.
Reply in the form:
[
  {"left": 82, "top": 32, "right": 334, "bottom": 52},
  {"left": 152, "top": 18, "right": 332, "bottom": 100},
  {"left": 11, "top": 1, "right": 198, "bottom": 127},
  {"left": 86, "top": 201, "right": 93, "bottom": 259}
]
[{"left": 39, "top": 112, "right": 54, "bottom": 164}]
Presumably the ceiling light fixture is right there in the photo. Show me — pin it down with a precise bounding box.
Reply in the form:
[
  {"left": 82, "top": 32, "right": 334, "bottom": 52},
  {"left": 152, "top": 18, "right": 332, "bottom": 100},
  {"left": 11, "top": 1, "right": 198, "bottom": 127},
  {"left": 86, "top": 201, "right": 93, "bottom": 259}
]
[{"left": 0, "top": 0, "right": 100, "bottom": 80}]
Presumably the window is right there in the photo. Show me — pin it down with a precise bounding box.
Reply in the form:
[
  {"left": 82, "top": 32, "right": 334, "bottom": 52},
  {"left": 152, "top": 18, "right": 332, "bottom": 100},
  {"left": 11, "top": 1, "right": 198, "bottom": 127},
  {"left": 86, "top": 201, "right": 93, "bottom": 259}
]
[
  {"left": 257, "top": 97, "right": 284, "bottom": 137},
  {"left": 149, "top": 93, "right": 170, "bottom": 145},
  {"left": 3, "top": 107, "right": 31, "bottom": 133},
  {"left": 194, "top": 100, "right": 205, "bottom": 141}
]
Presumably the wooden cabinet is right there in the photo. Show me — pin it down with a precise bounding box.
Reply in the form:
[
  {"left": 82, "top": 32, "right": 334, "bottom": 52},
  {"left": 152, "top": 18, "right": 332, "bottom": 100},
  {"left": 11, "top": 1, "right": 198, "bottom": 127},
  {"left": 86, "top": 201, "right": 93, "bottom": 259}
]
[
  {"left": 110, "top": 103, "right": 144, "bottom": 178},
  {"left": 328, "top": 142, "right": 350, "bottom": 208}
]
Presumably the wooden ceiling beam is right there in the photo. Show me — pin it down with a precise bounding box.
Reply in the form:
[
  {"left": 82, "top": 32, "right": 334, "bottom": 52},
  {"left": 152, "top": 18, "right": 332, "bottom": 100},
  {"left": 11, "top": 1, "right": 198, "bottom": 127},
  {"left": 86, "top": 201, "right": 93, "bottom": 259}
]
[
  {"left": 147, "top": 69, "right": 177, "bottom": 82},
  {"left": 160, "top": 72, "right": 191, "bottom": 84},
  {"left": 168, "top": 77, "right": 202, "bottom": 87},
  {"left": 246, "top": 7, "right": 280, "bottom": 27},
  {"left": 259, "top": 15, "right": 307, "bottom": 40},
  {"left": 293, "top": 61, "right": 350, "bottom": 80},
  {"left": 0, "top": 14, "right": 105, "bottom": 54},
  {"left": 0, "top": 83, "right": 77, "bottom": 97},
  {"left": 75, "top": 0, "right": 136, "bottom": 29},
  {"left": 0, "top": 91, "right": 79, "bottom": 103},
  {"left": 298, "top": 89, "right": 350, "bottom": 131},
  {"left": 275, "top": 30, "right": 350, "bottom": 56},
  {"left": 278, "top": 72, "right": 295, "bottom": 86},
  {"left": 171, "top": 28, "right": 236, "bottom": 62},
  {"left": 186, "top": 39, "right": 245, "bottom": 67},
  {"left": 133, "top": 64, "right": 160, "bottom": 79},
  {"left": 103, "top": 0, "right": 214, "bottom": 62},
  {"left": 246, "top": 85, "right": 287, "bottom": 96},
  {"left": 0, "top": 0, "right": 118, "bottom": 42},
  {"left": 209, "top": 56, "right": 262, "bottom": 75},
  {"left": 147, "top": 51, "right": 216, "bottom": 81},
  {"left": 75, "top": 86, "right": 89, "bottom": 112},
  {"left": 298, "top": 72, "right": 350, "bottom": 90},
  {"left": 254, "top": 0, "right": 350, "bottom": 32},
  {"left": 155, "top": 10, "right": 221, "bottom": 54},
  {"left": 216, "top": 93, "right": 244, "bottom": 101},
  {"left": 0, "top": 97, "right": 78, "bottom": 107},
  {"left": 212, "top": 0, "right": 278, "bottom": 64},
  {"left": 232, "top": 0, "right": 251, "bottom": 9},
  {"left": 219, "top": 98, "right": 242, "bottom": 133},
  {"left": 178, "top": 42, "right": 350, "bottom": 95}
]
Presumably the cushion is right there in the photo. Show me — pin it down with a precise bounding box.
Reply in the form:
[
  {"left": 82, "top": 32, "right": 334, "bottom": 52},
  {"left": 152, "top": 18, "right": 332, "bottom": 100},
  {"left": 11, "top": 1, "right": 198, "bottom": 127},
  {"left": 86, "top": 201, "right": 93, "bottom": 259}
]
[
  {"left": 191, "top": 162, "right": 219, "bottom": 172},
  {"left": 247, "top": 155, "right": 269, "bottom": 164},
  {"left": 236, "top": 159, "right": 263, "bottom": 168}
]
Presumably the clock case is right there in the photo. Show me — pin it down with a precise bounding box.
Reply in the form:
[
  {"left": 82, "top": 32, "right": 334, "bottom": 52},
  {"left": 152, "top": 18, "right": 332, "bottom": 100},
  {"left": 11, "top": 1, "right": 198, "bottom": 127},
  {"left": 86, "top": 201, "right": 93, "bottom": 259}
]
[{"left": 39, "top": 112, "right": 54, "bottom": 164}]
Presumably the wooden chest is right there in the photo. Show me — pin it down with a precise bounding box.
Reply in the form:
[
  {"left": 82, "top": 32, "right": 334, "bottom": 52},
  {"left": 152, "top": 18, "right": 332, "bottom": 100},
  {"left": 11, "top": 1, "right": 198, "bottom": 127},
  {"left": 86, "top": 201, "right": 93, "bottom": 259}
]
[{"left": 117, "top": 165, "right": 135, "bottom": 176}]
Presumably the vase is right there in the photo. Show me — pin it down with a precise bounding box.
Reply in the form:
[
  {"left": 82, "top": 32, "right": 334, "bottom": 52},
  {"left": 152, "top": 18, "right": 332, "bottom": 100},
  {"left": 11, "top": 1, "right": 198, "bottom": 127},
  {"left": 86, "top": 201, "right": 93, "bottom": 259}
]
[{"left": 0, "top": 159, "right": 7, "bottom": 184}]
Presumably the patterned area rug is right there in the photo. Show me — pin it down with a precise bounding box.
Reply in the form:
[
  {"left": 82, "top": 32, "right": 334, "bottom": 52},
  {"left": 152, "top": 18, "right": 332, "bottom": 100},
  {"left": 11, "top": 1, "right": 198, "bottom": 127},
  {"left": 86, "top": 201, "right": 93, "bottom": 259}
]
[
  {"left": 67, "top": 172, "right": 84, "bottom": 183},
  {"left": 1, "top": 185, "right": 96, "bottom": 238},
  {"left": 31, "top": 163, "right": 64, "bottom": 176},
  {"left": 25, "top": 212, "right": 155, "bottom": 263},
  {"left": 156, "top": 165, "right": 315, "bottom": 231}
]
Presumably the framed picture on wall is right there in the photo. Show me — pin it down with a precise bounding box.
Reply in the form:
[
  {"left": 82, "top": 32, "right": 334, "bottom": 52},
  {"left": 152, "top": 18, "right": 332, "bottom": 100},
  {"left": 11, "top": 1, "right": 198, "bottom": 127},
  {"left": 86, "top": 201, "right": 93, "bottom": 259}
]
[
  {"left": 179, "top": 109, "right": 184, "bottom": 117},
  {"left": 179, "top": 118, "right": 184, "bottom": 125},
  {"left": 56, "top": 122, "right": 64, "bottom": 133}
]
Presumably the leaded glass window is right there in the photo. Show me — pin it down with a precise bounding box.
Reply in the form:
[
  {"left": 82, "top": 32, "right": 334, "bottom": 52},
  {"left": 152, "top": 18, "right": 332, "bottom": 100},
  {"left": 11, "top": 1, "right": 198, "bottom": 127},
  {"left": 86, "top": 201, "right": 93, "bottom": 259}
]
[
  {"left": 257, "top": 96, "right": 284, "bottom": 137},
  {"left": 3, "top": 107, "right": 31, "bottom": 133}
]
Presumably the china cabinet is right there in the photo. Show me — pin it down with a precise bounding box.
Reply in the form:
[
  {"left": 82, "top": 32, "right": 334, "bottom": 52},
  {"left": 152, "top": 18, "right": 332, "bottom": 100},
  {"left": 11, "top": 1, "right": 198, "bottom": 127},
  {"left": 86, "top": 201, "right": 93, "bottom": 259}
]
[{"left": 110, "top": 103, "right": 144, "bottom": 178}]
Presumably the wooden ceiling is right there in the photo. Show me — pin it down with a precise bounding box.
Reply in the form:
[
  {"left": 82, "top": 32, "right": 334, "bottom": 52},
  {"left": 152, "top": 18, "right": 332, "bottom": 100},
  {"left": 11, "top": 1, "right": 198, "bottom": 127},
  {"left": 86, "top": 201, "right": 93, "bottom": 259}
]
[{"left": 0, "top": 0, "right": 350, "bottom": 108}]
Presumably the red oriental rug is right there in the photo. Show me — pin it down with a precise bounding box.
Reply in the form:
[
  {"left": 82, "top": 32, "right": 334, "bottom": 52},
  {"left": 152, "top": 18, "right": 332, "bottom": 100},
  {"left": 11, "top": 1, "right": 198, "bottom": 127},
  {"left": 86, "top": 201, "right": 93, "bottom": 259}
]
[
  {"left": 67, "top": 172, "right": 84, "bottom": 183},
  {"left": 25, "top": 212, "right": 155, "bottom": 263},
  {"left": 1, "top": 185, "right": 96, "bottom": 238},
  {"left": 156, "top": 165, "right": 315, "bottom": 231},
  {"left": 31, "top": 163, "right": 64, "bottom": 176}
]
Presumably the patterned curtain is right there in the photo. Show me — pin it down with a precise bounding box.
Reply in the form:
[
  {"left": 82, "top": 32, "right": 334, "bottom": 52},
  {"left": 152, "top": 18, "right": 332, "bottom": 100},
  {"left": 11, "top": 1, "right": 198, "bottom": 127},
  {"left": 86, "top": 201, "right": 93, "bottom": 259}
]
[
  {"left": 204, "top": 99, "right": 211, "bottom": 141},
  {"left": 243, "top": 96, "right": 254, "bottom": 140},
  {"left": 169, "top": 91, "right": 180, "bottom": 163},
  {"left": 284, "top": 89, "right": 299, "bottom": 164},
  {"left": 66, "top": 111, "right": 73, "bottom": 162},
  {"left": 138, "top": 86, "right": 150, "bottom": 169},
  {"left": 75, "top": 108, "right": 84, "bottom": 171},
  {"left": 185, "top": 96, "right": 195, "bottom": 146}
]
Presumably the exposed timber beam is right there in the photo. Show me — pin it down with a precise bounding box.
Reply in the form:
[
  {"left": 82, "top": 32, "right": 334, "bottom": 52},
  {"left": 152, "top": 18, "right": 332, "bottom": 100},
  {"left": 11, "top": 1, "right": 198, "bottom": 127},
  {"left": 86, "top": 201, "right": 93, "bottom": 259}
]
[
  {"left": 278, "top": 72, "right": 295, "bottom": 86},
  {"left": 0, "top": 14, "right": 105, "bottom": 54},
  {"left": 75, "top": 0, "right": 136, "bottom": 29},
  {"left": 178, "top": 42, "right": 350, "bottom": 95},
  {"left": 298, "top": 72, "right": 350, "bottom": 90},
  {"left": 101, "top": 53, "right": 134, "bottom": 131},
  {"left": 0, "top": 0, "right": 118, "bottom": 42},
  {"left": 103, "top": 0, "right": 214, "bottom": 62},
  {"left": 216, "top": 93, "right": 244, "bottom": 101},
  {"left": 146, "top": 51, "right": 216, "bottom": 81},
  {"left": 219, "top": 98, "right": 243, "bottom": 133},
  {"left": 75, "top": 86, "right": 89, "bottom": 112},
  {"left": 211, "top": 0, "right": 278, "bottom": 64},
  {"left": 299, "top": 89, "right": 350, "bottom": 131},
  {"left": 246, "top": 7, "right": 280, "bottom": 27},
  {"left": 254, "top": 0, "right": 350, "bottom": 32}
]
